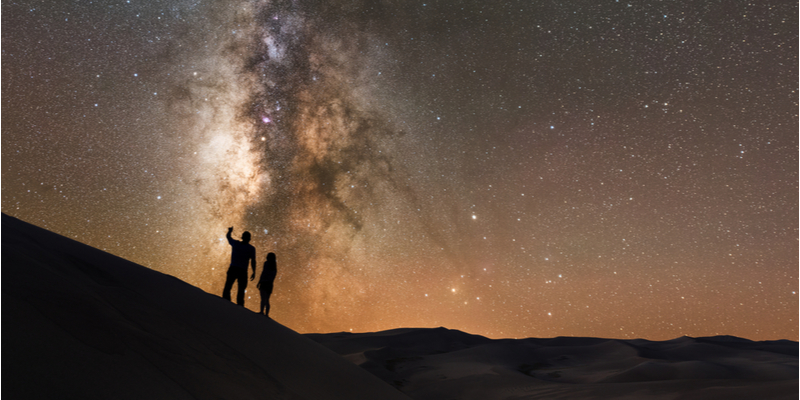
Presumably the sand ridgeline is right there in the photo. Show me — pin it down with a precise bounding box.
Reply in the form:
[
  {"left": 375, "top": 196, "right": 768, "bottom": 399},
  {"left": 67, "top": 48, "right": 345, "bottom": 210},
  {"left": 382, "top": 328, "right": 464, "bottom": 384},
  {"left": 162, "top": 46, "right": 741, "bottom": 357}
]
[
  {"left": 3, "top": 213, "right": 410, "bottom": 400},
  {"left": 3, "top": 213, "right": 797, "bottom": 399},
  {"left": 307, "top": 327, "right": 798, "bottom": 399}
]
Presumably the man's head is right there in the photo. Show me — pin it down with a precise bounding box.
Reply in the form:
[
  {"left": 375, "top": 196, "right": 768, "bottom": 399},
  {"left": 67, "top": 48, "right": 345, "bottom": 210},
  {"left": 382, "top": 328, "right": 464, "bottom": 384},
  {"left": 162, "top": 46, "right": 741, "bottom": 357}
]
[{"left": 242, "top": 231, "right": 251, "bottom": 243}]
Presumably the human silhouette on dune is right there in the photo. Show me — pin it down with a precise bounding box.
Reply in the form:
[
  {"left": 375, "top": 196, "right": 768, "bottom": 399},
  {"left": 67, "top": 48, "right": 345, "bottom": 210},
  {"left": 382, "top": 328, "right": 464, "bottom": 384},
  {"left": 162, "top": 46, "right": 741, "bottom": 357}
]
[
  {"left": 258, "top": 252, "right": 278, "bottom": 316},
  {"left": 222, "top": 227, "right": 256, "bottom": 306}
]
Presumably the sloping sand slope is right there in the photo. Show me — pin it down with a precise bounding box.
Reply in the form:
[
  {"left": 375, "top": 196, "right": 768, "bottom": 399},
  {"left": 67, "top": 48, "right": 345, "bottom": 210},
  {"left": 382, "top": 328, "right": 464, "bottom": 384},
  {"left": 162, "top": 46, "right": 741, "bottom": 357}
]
[
  {"left": 2, "top": 213, "right": 410, "bottom": 400},
  {"left": 308, "top": 327, "right": 798, "bottom": 399}
]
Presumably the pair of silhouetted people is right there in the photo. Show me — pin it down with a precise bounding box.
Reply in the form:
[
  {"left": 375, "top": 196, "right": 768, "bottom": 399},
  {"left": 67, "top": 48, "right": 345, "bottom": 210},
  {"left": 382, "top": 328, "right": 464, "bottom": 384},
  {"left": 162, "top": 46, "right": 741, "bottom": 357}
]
[{"left": 222, "top": 227, "right": 277, "bottom": 316}]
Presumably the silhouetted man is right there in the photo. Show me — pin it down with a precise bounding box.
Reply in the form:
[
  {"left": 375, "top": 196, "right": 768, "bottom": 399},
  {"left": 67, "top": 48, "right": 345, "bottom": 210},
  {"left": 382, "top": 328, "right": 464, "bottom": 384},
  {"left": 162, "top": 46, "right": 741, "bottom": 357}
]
[
  {"left": 222, "top": 227, "right": 256, "bottom": 306},
  {"left": 257, "top": 252, "right": 278, "bottom": 317}
]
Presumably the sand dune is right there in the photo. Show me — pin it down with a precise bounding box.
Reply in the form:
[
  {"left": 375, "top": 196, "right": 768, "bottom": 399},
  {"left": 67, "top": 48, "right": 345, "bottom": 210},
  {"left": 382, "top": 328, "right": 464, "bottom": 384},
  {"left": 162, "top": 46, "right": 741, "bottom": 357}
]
[
  {"left": 2, "top": 213, "right": 410, "bottom": 400},
  {"left": 3, "top": 212, "right": 796, "bottom": 399},
  {"left": 308, "top": 329, "right": 798, "bottom": 399}
]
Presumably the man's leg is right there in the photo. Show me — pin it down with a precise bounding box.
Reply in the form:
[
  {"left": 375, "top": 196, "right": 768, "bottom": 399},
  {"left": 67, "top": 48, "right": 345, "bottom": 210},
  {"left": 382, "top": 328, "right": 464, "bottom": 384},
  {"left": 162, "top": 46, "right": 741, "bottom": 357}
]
[
  {"left": 236, "top": 268, "right": 248, "bottom": 306},
  {"left": 222, "top": 267, "right": 236, "bottom": 301}
]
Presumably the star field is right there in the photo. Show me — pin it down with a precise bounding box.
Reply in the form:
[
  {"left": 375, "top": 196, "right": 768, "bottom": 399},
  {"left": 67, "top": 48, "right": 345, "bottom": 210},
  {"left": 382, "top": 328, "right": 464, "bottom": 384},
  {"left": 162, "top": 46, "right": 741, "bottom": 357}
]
[{"left": 2, "top": 0, "right": 797, "bottom": 340}]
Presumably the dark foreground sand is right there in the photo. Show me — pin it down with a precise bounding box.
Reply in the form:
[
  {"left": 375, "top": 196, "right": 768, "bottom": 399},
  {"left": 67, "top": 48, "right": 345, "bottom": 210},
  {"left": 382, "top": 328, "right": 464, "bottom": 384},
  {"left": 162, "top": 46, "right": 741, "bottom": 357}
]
[
  {"left": 3, "top": 213, "right": 409, "bottom": 400},
  {"left": 4, "top": 213, "right": 797, "bottom": 399}
]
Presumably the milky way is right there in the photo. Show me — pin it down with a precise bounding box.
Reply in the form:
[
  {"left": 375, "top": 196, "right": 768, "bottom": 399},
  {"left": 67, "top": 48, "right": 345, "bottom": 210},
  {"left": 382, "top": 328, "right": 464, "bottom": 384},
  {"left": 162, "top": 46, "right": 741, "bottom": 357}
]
[{"left": 3, "top": 0, "right": 797, "bottom": 340}]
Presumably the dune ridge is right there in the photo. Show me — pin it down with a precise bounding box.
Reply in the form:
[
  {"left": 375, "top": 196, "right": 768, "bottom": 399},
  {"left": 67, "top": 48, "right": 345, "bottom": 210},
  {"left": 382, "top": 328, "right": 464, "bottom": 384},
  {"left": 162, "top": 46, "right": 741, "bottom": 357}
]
[
  {"left": 2, "top": 213, "right": 410, "bottom": 400},
  {"left": 3, "top": 212, "right": 796, "bottom": 399},
  {"left": 308, "top": 327, "right": 798, "bottom": 399}
]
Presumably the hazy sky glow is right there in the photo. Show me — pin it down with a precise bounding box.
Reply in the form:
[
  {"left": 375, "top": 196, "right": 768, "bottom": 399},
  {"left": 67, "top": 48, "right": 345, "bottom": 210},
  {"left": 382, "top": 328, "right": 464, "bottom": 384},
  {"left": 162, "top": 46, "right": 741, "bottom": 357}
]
[{"left": 3, "top": 0, "right": 797, "bottom": 340}]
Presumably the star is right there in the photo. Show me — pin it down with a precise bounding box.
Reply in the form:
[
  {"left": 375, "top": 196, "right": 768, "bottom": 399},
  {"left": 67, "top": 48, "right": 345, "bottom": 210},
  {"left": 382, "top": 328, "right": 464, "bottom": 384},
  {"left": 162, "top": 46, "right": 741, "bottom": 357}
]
[{"left": 2, "top": 0, "right": 795, "bottom": 341}]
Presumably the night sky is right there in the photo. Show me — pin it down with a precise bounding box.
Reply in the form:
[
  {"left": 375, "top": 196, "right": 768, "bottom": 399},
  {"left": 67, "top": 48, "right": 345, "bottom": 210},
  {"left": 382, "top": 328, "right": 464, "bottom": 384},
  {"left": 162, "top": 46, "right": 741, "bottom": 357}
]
[{"left": 3, "top": 0, "right": 797, "bottom": 341}]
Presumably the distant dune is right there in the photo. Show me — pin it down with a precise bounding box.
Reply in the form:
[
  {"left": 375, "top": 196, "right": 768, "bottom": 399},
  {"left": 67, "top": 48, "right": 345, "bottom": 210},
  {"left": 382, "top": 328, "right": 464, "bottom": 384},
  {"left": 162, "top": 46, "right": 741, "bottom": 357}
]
[
  {"left": 308, "top": 328, "right": 798, "bottom": 399},
  {"left": 3, "top": 213, "right": 797, "bottom": 399}
]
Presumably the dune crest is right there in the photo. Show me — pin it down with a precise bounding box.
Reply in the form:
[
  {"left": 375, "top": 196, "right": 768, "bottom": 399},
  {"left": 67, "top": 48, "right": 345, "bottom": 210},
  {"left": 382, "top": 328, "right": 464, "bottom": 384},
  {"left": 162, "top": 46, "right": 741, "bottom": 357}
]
[
  {"left": 3, "top": 213, "right": 410, "bottom": 400},
  {"left": 4, "top": 212, "right": 796, "bottom": 399},
  {"left": 308, "top": 326, "right": 798, "bottom": 399}
]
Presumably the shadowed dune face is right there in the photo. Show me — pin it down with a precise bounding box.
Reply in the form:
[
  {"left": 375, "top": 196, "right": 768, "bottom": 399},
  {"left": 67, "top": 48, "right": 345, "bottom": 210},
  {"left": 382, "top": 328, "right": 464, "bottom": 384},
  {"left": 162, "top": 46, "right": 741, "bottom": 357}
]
[
  {"left": 2, "top": 214, "right": 411, "bottom": 400},
  {"left": 308, "top": 329, "right": 799, "bottom": 400}
]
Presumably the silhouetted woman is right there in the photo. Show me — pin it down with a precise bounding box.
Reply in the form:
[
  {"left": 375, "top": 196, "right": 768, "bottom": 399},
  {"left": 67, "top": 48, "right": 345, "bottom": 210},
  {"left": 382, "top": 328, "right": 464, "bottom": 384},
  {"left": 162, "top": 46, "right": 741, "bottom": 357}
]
[{"left": 257, "top": 252, "right": 277, "bottom": 317}]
